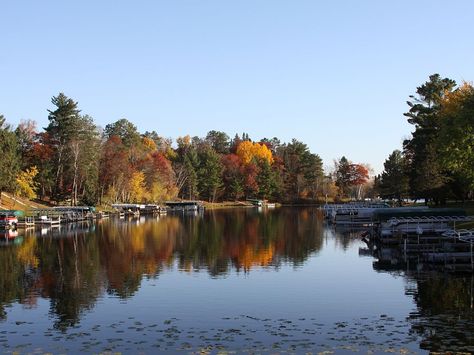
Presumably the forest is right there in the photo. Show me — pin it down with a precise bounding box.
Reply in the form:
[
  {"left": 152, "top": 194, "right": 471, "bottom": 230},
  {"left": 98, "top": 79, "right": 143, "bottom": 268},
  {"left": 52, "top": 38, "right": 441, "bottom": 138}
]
[
  {"left": 0, "top": 96, "right": 370, "bottom": 206},
  {"left": 376, "top": 74, "right": 474, "bottom": 205},
  {"left": 1, "top": 73, "right": 472, "bottom": 207}
]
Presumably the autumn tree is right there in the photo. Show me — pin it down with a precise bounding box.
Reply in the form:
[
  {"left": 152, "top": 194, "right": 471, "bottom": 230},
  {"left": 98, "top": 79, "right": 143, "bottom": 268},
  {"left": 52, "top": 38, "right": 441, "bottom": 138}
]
[
  {"left": 437, "top": 82, "right": 474, "bottom": 199},
  {"left": 242, "top": 161, "right": 259, "bottom": 198},
  {"left": 30, "top": 132, "right": 55, "bottom": 199},
  {"left": 143, "top": 131, "right": 172, "bottom": 153},
  {"left": 221, "top": 154, "right": 245, "bottom": 200},
  {"left": 15, "top": 166, "right": 39, "bottom": 199},
  {"left": 236, "top": 141, "right": 273, "bottom": 165},
  {"left": 99, "top": 136, "right": 131, "bottom": 204},
  {"left": 347, "top": 163, "right": 369, "bottom": 200},
  {"left": 141, "top": 152, "right": 177, "bottom": 202},
  {"left": 230, "top": 134, "right": 242, "bottom": 153},
  {"left": 129, "top": 171, "right": 147, "bottom": 202},
  {"left": 334, "top": 157, "right": 369, "bottom": 200}
]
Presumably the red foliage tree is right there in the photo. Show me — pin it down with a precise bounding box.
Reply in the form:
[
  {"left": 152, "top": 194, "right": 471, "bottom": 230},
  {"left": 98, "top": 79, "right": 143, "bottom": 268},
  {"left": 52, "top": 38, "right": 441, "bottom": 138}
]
[{"left": 221, "top": 154, "right": 244, "bottom": 200}]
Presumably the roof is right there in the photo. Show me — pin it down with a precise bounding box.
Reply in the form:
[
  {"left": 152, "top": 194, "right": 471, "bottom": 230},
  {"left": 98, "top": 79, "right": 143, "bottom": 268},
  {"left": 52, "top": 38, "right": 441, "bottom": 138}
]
[{"left": 373, "top": 208, "right": 466, "bottom": 221}]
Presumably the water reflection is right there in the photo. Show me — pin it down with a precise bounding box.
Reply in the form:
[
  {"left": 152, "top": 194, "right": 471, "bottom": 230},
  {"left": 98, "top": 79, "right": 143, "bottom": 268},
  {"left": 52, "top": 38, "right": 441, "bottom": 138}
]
[
  {"left": 372, "top": 246, "right": 474, "bottom": 353},
  {"left": 1, "top": 208, "right": 474, "bottom": 353},
  {"left": 0, "top": 208, "right": 323, "bottom": 329}
]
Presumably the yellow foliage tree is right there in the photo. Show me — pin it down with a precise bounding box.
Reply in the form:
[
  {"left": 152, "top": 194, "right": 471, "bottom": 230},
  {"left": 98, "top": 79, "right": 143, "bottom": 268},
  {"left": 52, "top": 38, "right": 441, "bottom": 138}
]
[
  {"left": 15, "top": 166, "right": 39, "bottom": 199},
  {"left": 149, "top": 180, "right": 167, "bottom": 202},
  {"left": 236, "top": 141, "right": 273, "bottom": 165},
  {"left": 129, "top": 171, "right": 147, "bottom": 202},
  {"left": 142, "top": 137, "right": 157, "bottom": 151},
  {"left": 176, "top": 135, "right": 191, "bottom": 148},
  {"left": 103, "top": 185, "right": 119, "bottom": 205},
  {"left": 253, "top": 142, "right": 273, "bottom": 164},
  {"left": 165, "top": 147, "right": 177, "bottom": 160}
]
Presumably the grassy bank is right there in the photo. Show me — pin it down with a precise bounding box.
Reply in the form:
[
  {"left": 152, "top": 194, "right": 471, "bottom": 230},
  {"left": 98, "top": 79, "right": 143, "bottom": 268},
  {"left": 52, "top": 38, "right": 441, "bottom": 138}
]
[
  {"left": 203, "top": 201, "right": 254, "bottom": 209},
  {"left": 0, "top": 192, "right": 49, "bottom": 211}
]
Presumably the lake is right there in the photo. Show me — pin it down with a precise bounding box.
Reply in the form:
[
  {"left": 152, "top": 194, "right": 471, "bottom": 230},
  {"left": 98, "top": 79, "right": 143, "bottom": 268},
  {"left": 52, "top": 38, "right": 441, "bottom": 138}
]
[{"left": 0, "top": 208, "right": 473, "bottom": 354}]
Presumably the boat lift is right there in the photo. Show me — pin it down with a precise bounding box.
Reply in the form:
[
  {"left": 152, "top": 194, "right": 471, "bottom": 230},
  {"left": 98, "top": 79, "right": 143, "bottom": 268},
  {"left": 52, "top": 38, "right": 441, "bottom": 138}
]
[
  {"left": 322, "top": 203, "right": 389, "bottom": 221},
  {"left": 440, "top": 229, "right": 474, "bottom": 270},
  {"left": 380, "top": 215, "right": 474, "bottom": 237}
]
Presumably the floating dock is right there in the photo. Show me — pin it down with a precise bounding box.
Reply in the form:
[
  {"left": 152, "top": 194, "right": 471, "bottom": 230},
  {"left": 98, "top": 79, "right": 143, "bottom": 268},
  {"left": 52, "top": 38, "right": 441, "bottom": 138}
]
[{"left": 322, "top": 203, "right": 474, "bottom": 272}]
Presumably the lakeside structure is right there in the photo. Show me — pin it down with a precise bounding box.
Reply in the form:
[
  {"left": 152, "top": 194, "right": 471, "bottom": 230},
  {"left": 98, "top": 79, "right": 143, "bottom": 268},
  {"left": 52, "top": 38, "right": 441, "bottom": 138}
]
[
  {"left": 1, "top": 200, "right": 205, "bottom": 232},
  {"left": 0, "top": 210, "right": 22, "bottom": 229},
  {"left": 323, "top": 203, "right": 474, "bottom": 272},
  {"left": 165, "top": 201, "right": 204, "bottom": 212}
]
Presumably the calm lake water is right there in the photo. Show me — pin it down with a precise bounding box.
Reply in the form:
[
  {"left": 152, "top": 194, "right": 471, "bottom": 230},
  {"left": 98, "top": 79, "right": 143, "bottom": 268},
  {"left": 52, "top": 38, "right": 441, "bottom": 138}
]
[{"left": 0, "top": 208, "right": 473, "bottom": 354}]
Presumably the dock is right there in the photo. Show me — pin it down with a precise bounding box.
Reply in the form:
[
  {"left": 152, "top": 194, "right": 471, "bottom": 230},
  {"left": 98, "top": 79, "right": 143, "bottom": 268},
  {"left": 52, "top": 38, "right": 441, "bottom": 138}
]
[
  {"left": 111, "top": 203, "right": 167, "bottom": 216},
  {"left": 322, "top": 203, "right": 474, "bottom": 272},
  {"left": 165, "top": 201, "right": 204, "bottom": 212}
]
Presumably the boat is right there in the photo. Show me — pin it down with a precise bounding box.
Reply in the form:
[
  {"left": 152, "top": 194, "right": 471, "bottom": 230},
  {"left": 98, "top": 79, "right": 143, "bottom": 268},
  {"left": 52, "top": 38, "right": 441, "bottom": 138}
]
[
  {"left": 247, "top": 199, "right": 263, "bottom": 207},
  {"left": 39, "top": 215, "right": 61, "bottom": 226},
  {"left": 0, "top": 211, "right": 20, "bottom": 229},
  {"left": 0, "top": 229, "right": 19, "bottom": 240},
  {"left": 0, "top": 230, "right": 22, "bottom": 246}
]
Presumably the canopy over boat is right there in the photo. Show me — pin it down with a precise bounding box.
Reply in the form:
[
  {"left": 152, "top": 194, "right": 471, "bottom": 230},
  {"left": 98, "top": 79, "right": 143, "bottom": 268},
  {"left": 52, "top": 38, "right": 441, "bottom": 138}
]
[
  {"left": 0, "top": 210, "right": 24, "bottom": 217},
  {"left": 372, "top": 207, "right": 466, "bottom": 222}
]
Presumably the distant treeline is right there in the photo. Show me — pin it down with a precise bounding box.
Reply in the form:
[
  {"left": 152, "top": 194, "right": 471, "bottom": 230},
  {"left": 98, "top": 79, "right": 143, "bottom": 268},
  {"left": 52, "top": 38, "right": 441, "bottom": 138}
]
[
  {"left": 0, "top": 95, "right": 372, "bottom": 206},
  {"left": 5, "top": 73, "right": 469, "bottom": 206},
  {"left": 375, "top": 74, "right": 474, "bottom": 205}
]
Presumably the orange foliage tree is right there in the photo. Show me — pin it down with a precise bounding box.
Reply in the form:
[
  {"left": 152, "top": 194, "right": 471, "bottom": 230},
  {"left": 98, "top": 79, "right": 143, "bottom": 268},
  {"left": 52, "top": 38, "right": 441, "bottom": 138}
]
[{"left": 236, "top": 141, "right": 273, "bottom": 165}]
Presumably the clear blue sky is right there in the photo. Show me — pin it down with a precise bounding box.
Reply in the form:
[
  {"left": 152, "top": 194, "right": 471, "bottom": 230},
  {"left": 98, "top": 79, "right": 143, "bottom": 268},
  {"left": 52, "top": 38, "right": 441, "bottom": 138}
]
[{"left": 1, "top": 1, "right": 473, "bottom": 173}]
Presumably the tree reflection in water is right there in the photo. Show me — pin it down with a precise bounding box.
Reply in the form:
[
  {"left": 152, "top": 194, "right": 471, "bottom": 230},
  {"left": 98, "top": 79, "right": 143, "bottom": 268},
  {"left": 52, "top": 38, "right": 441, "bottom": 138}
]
[
  {"left": 373, "top": 247, "right": 474, "bottom": 353},
  {"left": 408, "top": 274, "right": 474, "bottom": 352},
  {"left": 0, "top": 208, "right": 323, "bottom": 330}
]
